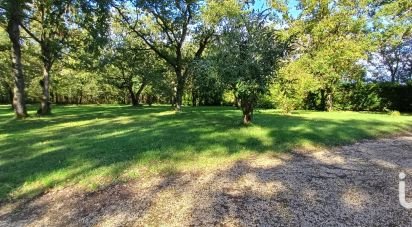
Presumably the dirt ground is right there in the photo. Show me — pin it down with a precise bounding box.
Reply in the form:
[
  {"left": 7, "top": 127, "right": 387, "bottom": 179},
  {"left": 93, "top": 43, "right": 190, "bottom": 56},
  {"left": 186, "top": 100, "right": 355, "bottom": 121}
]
[{"left": 1, "top": 135, "right": 412, "bottom": 226}]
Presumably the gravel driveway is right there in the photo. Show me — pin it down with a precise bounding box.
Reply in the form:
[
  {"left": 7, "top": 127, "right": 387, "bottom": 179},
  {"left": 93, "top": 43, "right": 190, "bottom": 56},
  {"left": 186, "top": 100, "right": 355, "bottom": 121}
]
[{"left": 1, "top": 135, "right": 412, "bottom": 226}]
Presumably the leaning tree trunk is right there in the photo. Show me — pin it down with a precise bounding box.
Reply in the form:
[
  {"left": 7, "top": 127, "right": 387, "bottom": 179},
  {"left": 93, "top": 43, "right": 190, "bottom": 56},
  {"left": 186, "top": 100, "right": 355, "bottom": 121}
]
[
  {"left": 7, "top": 8, "right": 28, "bottom": 118},
  {"left": 135, "top": 82, "right": 146, "bottom": 106},
  {"left": 39, "top": 62, "right": 52, "bottom": 115}
]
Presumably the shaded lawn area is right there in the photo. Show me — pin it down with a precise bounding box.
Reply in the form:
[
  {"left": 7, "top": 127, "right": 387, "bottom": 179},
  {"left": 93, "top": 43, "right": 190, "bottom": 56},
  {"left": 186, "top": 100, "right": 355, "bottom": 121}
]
[{"left": 0, "top": 105, "right": 411, "bottom": 201}]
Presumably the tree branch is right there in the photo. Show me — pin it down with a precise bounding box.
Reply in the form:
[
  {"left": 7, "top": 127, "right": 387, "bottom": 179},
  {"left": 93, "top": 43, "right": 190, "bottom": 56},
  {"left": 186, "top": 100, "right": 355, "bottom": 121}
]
[
  {"left": 19, "top": 22, "right": 42, "bottom": 44},
  {"left": 112, "top": 3, "right": 176, "bottom": 67}
]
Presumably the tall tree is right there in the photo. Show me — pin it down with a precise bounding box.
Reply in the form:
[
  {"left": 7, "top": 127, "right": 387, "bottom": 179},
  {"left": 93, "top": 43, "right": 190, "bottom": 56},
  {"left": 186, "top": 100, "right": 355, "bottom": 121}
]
[
  {"left": 18, "top": 0, "right": 74, "bottom": 115},
  {"left": 214, "top": 10, "right": 285, "bottom": 124},
  {"left": 0, "top": 27, "right": 13, "bottom": 108},
  {"left": 101, "top": 32, "right": 165, "bottom": 106},
  {"left": 0, "top": 0, "right": 28, "bottom": 118},
  {"left": 275, "top": 0, "right": 370, "bottom": 111},
  {"left": 368, "top": 0, "right": 412, "bottom": 83},
  {"left": 18, "top": 0, "right": 111, "bottom": 115},
  {"left": 113, "top": 0, "right": 214, "bottom": 111}
]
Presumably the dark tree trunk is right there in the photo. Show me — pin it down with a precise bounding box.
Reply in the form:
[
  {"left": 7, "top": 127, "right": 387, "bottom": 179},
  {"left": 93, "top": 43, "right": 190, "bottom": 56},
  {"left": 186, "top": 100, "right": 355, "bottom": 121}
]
[
  {"left": 39, "top": 62, "right": 52, "bottom": 115},
  {"left": 192, "top": 89, "right": 197, "bottom": 107},
  {"left": 175, "top": 68, "right": 186, "bottom": 111},
  {"left": 55, "top": 92, "right": 59, "bottom": 104},
  {"left": 78, "top": 89, "right": 83, "bottom": 105},
  {"left": 8, "top": 87, "right": 13, "bottom": 110},
  {"left": 135, "top": 82, "right": 146, "bottom": 106},
  {"left": 320, "top": 89, "right": 326, "bottom": 111},
  {"left": 241, "top": 99, "right": 253, "bottom": 124},
  {"left": 147, "top": 95, "right": 153, "bottom": 106},
  {"left": 391, "top": 73, "right": 396, "bottom": 83},
  {"left": 6, "top": 4, "right": 28, "bottom": 118},
  {"left": 128, "top": 86, "right": 138, "bottom": 106}
]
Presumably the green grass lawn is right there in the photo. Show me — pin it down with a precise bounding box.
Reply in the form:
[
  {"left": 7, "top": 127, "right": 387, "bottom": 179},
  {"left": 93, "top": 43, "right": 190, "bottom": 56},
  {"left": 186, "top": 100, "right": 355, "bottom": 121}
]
[{"left": 0, "top": 105, "right": 411, "bottom": 201}]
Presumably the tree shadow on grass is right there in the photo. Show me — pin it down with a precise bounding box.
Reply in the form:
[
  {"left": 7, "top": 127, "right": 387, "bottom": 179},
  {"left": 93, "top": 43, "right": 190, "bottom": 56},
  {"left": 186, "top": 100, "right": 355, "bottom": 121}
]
[
  {"left": 0, "top": 106, "right": 411, "bottom": 202},
  {"left": 1, "top": 135, "right": 411, "bottom": 225},
  {"left": 184, "top": 139, "right": 412, "bottom": 226}
]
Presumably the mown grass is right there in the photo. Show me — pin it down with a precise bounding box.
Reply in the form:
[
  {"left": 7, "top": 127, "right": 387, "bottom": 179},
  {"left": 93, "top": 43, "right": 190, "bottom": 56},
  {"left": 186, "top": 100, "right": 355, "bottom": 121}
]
[{"left": 0, "top": 105, "right": 411, "bottom": 200}]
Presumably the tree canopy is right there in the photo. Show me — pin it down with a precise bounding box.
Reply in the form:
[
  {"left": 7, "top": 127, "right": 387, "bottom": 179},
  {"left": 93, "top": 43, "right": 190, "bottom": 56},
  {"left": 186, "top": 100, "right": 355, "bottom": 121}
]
[{"left": 0, "top": 0, "right": 411, "bottom": 121}]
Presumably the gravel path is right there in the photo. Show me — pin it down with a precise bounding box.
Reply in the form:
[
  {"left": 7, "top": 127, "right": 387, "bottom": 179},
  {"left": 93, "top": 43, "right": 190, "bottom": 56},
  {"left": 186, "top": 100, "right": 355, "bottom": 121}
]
[{"left": 1, "top": 135, "right": 412, "bottom": 226}]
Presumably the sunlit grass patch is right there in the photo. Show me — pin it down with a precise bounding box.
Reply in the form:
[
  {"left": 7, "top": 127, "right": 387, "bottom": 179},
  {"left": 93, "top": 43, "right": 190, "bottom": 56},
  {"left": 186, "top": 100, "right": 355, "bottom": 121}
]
[{"left": 0, "top": 105, "right": 411, "bottom": 200}]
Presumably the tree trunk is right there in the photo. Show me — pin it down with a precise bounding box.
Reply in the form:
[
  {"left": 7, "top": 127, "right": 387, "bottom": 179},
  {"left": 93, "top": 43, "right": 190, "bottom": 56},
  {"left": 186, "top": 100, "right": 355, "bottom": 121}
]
[
  {"left": 147, "top": 95, "right": 153, "bottom": 106},
  {"left": 128, "top": 86, "right": 138, "bottom": 106},
  {"left": 326, "top": 87, "right": 333, "bottom": 112},
  {"left": 135, "top": 82, "right": 146, "bottom": 106},
  {"left": 234, "top": 92, "right": 239, "bottom": 108},
  {"left": 39, "top": 63, "right": 52, "bottom": 115},
  {"left": 8, "top": 87, "right": 13, "bottom": 110},
  {"left": 241, "top": 99, "right": 253, "bottom": 124},
  {"left": 175, "top": 69, "right": 186, "bottom": 111},
  {"left": 192, "top": 89, "right": 197, "bottom": 107},
  {"left": 55, "top": 92, "right": 59, "bottom": 104},
  {"left": 78, "top": 89, "right": 83, "bottom": 105},
  {"left": 320, "top": 89, "right": 326, "bottom": 111},
  {"left": 6, "top": 6, "right": 28, "bottom": 118},
  {"left": 176, "top": 86, "right": 183, "bottom": 111}
]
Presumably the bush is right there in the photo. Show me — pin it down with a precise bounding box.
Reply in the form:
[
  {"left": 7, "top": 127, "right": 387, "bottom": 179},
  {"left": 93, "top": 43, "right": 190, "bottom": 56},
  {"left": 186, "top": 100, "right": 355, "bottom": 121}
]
[
  {"left": 256, "top": 94, "right": 276, "bottom": 109},
  {"left": 305, "top": 82, "right": 412, "bottom": 112}
]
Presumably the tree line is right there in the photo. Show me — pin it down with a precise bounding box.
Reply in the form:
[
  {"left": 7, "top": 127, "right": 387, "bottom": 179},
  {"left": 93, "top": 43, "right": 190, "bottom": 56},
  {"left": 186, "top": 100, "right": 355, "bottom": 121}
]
[{"left": 0, "top": 0, "right": 411, "bottom": 123}]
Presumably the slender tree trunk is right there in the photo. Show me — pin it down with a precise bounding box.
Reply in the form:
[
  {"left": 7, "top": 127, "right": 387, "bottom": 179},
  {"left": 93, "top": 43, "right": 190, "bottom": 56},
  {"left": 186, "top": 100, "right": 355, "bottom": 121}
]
[
  {"left": 320, "top": 89, "right": 326, "bottom": 111},
  {"left": 192, "top": 89, "right": 197, "bottom": 107},
  {"left": 78, "top": 89, "right": 83, "bottom": 104},
  {"left": 8, "top": 87, "right": 13, "bottom": 110},
  {"left": 55, "top": 92, "right": 59, "bottom": 104},
  {"left": 6, "top": 6, "right": 28, "bottom": 118},
  {"left": 326, "top": 87, "right": 333, "bottom": 112},
  {"left": 147, "top": 95, "right": 153, "bottom": 106},
  {"left": 39, "top": 62, "right": 52, "bottom": 115}
]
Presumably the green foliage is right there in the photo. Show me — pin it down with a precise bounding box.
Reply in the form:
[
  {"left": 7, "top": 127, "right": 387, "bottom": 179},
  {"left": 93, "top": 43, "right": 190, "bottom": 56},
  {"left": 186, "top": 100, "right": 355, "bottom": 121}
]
[
  {"left": 1, "top": 0, "right": 411, "bottom": 114},
  {"left": 0, "top": 27, "right": 12, "bottom": 104},
  {"left": 190, "top": 59, "right": 225, "bottom": 106},
  {"left": 275, "top": 0, "right": 371, "bottom": 111},
  {"left": 212, "top": 10, "right": 285, "bottom": 121},
  {"left": 201, "top": 0, "right": 243, "bottom": 25},
  {"left": 256, "top": 94, "right": 276, "bottom": 109},
  {"left": 334, "top": 82, "right": 382, "bottom": 111},
  {"left": 306, "top": 82, "right": 412, "bottom": 112},
  {"left": 272, "top": 58, "right": 319, "bottom": 113}
]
